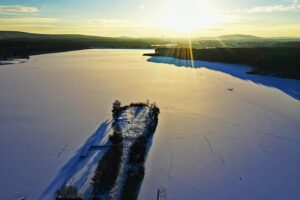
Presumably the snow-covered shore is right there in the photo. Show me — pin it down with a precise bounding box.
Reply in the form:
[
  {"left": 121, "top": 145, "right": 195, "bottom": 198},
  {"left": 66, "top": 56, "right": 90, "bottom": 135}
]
[{"left": 0, "top": 49, "right": 299, "bottom": 200}]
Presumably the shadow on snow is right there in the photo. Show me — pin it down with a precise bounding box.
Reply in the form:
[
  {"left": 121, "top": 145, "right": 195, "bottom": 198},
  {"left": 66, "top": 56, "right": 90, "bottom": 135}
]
[
  {"left": 38, "top": 120, "right": 111, "bottom": 200},
  {"left": 147, "top": 56, "right": 300, "bottom": 101}
]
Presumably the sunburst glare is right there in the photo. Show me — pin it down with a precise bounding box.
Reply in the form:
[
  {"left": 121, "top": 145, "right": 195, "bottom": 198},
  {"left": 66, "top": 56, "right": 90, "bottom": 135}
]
[{"left": 159, "top": 0, "right": 221, "bottom": 34}]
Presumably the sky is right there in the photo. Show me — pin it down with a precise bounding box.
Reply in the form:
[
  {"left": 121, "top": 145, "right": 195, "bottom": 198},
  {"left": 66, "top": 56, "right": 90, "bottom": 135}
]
[{"left": 0, "top": 0, "right": 300, "bottom": 37}]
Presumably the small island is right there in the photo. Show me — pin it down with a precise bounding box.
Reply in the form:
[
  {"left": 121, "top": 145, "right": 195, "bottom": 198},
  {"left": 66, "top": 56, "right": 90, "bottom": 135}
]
[{"left": 56, "top": 100, "right": 160, "bottom": 200}]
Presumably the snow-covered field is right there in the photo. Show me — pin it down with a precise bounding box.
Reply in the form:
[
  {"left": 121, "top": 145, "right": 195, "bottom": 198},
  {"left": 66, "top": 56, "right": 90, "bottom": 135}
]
[{"left": 0, "top": 49, "right": 299, "bottom": 200}]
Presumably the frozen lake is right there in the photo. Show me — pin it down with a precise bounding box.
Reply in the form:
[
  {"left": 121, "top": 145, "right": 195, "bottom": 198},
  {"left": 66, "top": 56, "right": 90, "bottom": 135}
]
[{"left": 0, "top": 49, "right": 300, "bottom": 200}]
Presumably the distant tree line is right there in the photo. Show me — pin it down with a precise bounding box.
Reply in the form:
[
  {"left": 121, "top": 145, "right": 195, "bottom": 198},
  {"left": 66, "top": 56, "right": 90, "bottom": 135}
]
[
  {"left": 1, "top": 31, "right": 300, "bottom": 61},
  {"left": 0, "top": 37, "right": 154, "bottom": 59}
]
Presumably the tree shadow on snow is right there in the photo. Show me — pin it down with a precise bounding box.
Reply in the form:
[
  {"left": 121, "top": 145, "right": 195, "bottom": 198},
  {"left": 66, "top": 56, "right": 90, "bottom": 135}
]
[
  {"left": 38, "top": 120, "right": 111, "bottom": 200},
  {"left": 147, "top": 56, "right": 300, "bottom": 101}
]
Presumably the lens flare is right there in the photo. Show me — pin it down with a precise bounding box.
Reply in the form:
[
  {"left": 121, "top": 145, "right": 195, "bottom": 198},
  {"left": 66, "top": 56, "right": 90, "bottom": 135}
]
[{"left": 159, "top": 0, "right": 221, "bottom": 34}]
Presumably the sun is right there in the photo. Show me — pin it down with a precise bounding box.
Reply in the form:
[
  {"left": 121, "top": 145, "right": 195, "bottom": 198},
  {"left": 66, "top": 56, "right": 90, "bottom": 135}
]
[{"left": 159, "top": 0, "right": 220, "bottom": 35}]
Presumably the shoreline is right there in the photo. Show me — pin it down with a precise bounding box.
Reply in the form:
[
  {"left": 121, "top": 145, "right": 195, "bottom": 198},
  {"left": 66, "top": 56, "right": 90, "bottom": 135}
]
[
  {"left": 144, "top": 47, "right": 300, "bottom": 80},
  {"left": 0, "top": 58, "right": 29, "bottom": 65},
  {"left": 1, "top": 48, "right": 154, "bottom": 65}
]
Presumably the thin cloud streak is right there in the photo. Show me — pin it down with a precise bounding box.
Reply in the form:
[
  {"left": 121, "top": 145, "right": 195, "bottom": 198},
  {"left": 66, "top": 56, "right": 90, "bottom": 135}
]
[
  {"left": 234, "top": 0, "right": 300, "bottom": 13},
  {"left": 0, "top": 17, "right": 58, "bottom": 24},
  {"left": 0, "top": 5, "right": 39, "bottom": 13}
]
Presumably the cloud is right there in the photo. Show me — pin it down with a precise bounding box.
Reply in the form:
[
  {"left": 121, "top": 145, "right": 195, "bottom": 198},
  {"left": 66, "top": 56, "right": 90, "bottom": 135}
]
[
  {"left": 87, "top": 18, "right": 145, "bottom": 28},
  {"left": 88, "top": 19, "right": 131, "bottom": 26},
  {"left": 0, "top": 5, "right": 39, "bottom": 13},
  {"left": 0, "top": 18, "right": 58, "bottom": 24},
  {"left": 246, "top": 0, "right": 300, "bottom": 13}
]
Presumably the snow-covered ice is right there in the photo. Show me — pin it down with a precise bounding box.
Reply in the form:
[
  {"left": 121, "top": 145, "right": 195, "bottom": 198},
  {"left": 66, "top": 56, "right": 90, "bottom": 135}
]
[{"left": 0, "top": 49, "right": 299, "bottom": 200}]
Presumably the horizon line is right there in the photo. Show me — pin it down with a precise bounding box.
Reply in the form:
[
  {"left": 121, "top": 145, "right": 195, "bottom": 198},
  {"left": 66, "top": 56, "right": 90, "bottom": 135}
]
[{"left": 1, "top": 30, "right": 300, "bottom": 39}]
